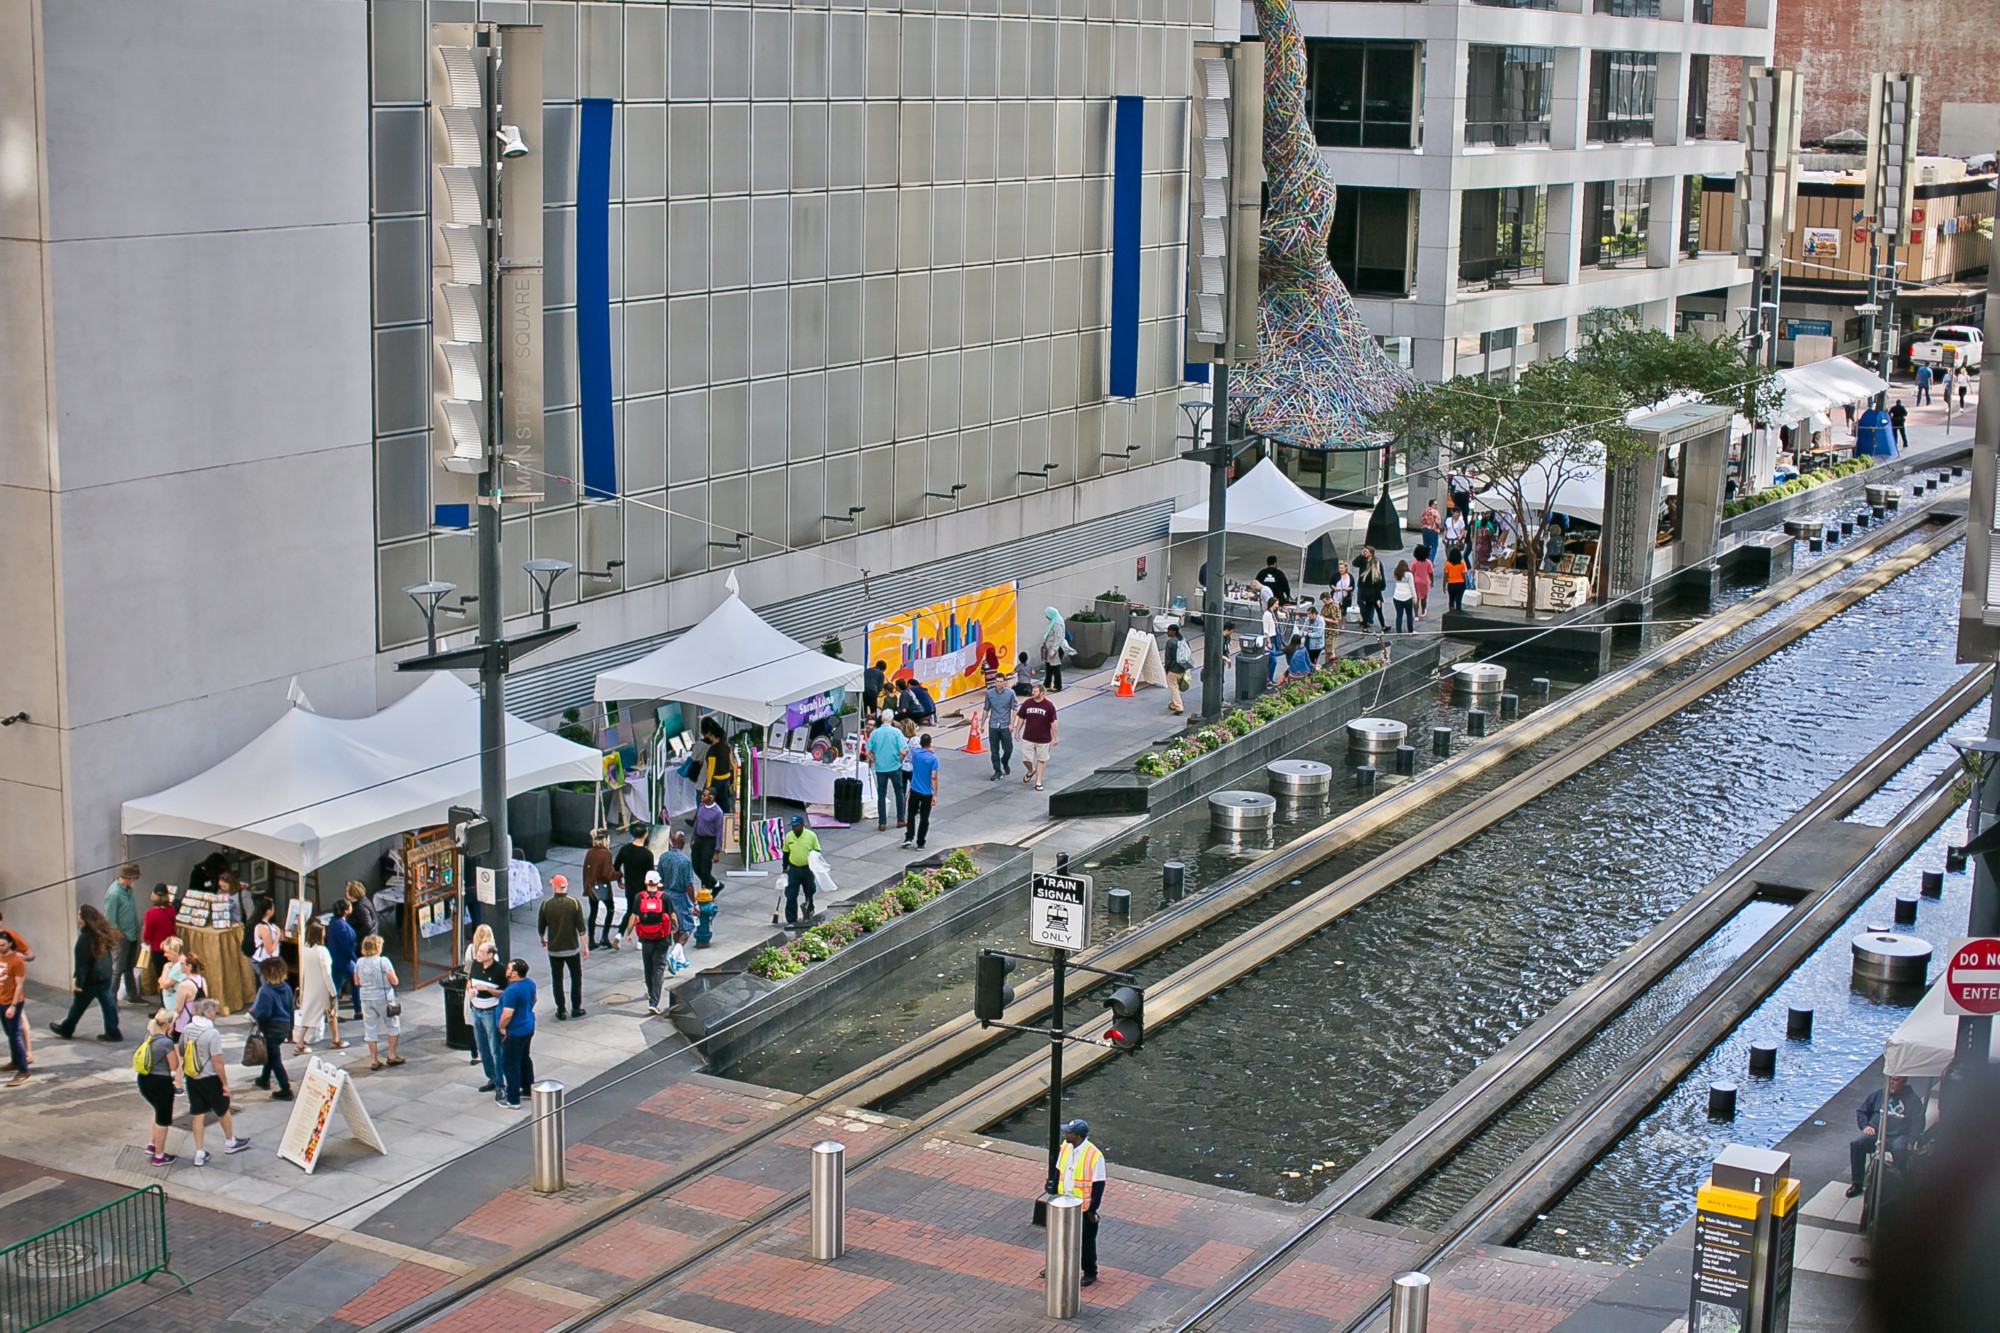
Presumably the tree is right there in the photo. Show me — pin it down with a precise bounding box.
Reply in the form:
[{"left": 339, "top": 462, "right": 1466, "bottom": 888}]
[{"left": 1376, "top": 311, "right": 1781, "bottom": 618}]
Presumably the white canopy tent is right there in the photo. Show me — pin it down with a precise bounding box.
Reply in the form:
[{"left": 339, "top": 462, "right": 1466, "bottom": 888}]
[
  {"left": 592, "top": 591, "right": 862, "bottom": 723},
  {"left": 1774, "top": 356, "right": 1888, "bottom": 427},
  {"left": 120, "top": 675, "right": 601, "bottom": 874},
  {"left": 1170, "top": 457, "right": 1368, "bottom": 549},
  {"left": 1472, "top": 461, "right": 1609, "bottom": 527},
  {"left": 1883, "top": 978, "right": 2000, "bottom": 1080}
]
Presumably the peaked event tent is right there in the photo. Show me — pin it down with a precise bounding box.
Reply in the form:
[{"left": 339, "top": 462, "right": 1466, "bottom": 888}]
[
  {"left": 1883, "top": 977, "right": 2000, "bottom": 1080},
  {"left": 592, "top": 591, "right": 862, "bottom": 723},
  {"left": 120, "top": 675, "right": 601, "bottom": 874},
  {"left": 1169, "top": 457, "right": 1367, "bottom": 549},
  {"left": 1473, "top": 461, "right": 1609, "bottom": 527}
]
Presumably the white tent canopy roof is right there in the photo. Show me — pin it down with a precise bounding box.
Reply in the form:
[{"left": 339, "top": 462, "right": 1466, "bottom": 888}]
[
  {"left": 1170, "top": 457, "right": 1363, "bottom": 548},
  {"left": 1775, "top": 356, "right": 1888, "bottom": 427},
  {"left": 1883, "top": 977, "right": 2000, "bottom": 1080},
  {"left": 1473, "top": 460, "right": 1608, "bottom": 526},
  {"left": 592, "top": 589, "right": 862, "bottom": 723},
  {"left": 121, "top": 675, "right": 601, "bottom": 874}
]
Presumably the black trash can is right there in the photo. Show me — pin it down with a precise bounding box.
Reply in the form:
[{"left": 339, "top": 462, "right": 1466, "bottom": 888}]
[
  {"left": 1234, "top": 648, "right": 1269, "bottom": 701},
  {"left": 833, "top": 776, "right": 865, "bottom": 824},
  {"left": 439, "top": 973, "right": 474, "bottom": 1052}
]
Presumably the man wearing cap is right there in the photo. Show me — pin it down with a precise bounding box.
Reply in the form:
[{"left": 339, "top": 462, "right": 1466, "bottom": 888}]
[
  {"left": 780, "top": 816, "right": 820, "bottom": 929},
  {"left": 105, "top": 863, "right": 144, "bottom": 1005},
  {"left": 537, "top": 874, "right": 588, "bottom": 1021},
  {"left": 1057, "top": 1119, "right": 1107, "bottom": 1286}
]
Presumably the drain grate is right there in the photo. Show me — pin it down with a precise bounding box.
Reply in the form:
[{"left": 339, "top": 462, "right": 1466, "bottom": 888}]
[{"left": 7, "top": 1239, "right": 101, "bottom": 1277}]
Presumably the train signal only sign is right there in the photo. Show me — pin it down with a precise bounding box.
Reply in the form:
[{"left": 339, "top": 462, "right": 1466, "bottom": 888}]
[
  {"left": 1030, "top": 871, "right": 1092, "bottom": 951},
  {"left": 1943, "top": 937, "right": 2000, "bottom": 1016}
]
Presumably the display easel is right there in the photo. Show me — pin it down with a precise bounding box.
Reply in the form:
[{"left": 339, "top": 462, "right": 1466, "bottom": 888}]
[
  {"left": 277, "top": 1056, "right": 387, "bottom": 1173},
  {"left": 400, "top": 825, "right": 462, "bottom": 989}
]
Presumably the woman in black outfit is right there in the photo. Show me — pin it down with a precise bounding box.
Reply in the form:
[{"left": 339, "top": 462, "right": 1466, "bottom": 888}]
[
  {"left": 699, "top": 717, "right": 735, "bottom": 813},
  {"left": 48, "top": 905, "right": 122, "bottom": 1042}
]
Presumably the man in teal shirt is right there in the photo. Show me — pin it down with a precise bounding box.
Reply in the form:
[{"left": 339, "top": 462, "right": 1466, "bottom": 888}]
[
  {"left": 104, "top": 863, "right": 142, "bottom": 1005},
  {"left": 867, "top": 718, "right": 908, "bottom": 831}
]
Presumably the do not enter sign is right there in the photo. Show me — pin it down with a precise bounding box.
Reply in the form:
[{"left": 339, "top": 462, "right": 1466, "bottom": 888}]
[{"left": 1944, "top": 937, "right": 2000, "bottom": 1016}]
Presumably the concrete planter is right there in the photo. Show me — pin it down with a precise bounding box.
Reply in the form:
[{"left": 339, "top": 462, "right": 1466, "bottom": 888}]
[
  {"left": 1719, "top": 441, "right": 1969, "bottom": 540},
  {"left": 1095, "top": 597, "right": 1134, "bottom": 641},
  {"left": 672, "top": 844, "right": 1032, "bottom": 1070},
  {"left": 550, "top": 787, "right": 598, "bottom": 847},
  {"left": 1066, "top": 616, "right": 1116, "bottom": 668},
  {"left": 1048, "top": 640, "right": 1442, "bottom": 816}
]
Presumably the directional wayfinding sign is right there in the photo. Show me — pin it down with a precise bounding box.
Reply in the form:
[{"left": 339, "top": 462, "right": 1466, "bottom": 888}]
[
  {"left": 1030, "top": 871, "right": 1092, "bottom": 951},
  {"left": 1943, "top": 936, "right": 2000, "bottom": 1016}
]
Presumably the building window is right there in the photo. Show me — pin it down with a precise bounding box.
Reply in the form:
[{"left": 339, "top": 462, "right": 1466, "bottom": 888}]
[
  {"left": 1305, "top": 39, "right": 1421, "bottom": 149},
  {"left": 1329, "top": 187, "right": 1416, "bottom": 297},
  {"left": 1588, "top": 51, "right": 1657, "bottom": 144},
  {"left": 1466, "top": 46, "right": 1553, "bottom": 148},
  {"left": 1692, "top": 0, "right": 1714, "bottom": 21},
  {"left": 1455, "top": 324, "right": 1540, "bottom": 382},
  {"left": 1686, "top": 54, "right": 1710, "bottom": 139},
  {"left": 1473, "top": 0, "right": 1556, "bottom": 9},
  {"left": 1682, "top": 176, "right": 1703, "bottom": 256},
  {"left": 1580, "top": 180, "right": 1651, "bottom": 268},
  {"left": 1594, "top": 0, "right": 1660, "bottom": 15},
  {"left": 1459, "top": 186, "right": 1546, "bottom": 288}
]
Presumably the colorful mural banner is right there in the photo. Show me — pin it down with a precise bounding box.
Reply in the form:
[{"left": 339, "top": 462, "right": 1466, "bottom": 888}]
[
  {"left": 782, "top": 689, "right": 843, "bottom": 729},
  {"left": 866, "top": 582, "right": 1018, "bottom": 704}
]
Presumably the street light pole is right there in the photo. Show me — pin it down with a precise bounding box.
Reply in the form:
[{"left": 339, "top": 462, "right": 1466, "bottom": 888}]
[{"left": 1202, "top": 365, "right": 1232, "bottom": 721}]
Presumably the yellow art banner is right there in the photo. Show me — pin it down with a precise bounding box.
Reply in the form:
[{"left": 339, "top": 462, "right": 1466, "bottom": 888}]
[{"left": 866, "top": 582, "right": 1018, "bottom": 704}]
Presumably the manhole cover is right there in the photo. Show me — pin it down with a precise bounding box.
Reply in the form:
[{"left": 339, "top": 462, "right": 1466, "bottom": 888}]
[{"left": 9, "top": 1239, "right": 100, "bottom": 1276}]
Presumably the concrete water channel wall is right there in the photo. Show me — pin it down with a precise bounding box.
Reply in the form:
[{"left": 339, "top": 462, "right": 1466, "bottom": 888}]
[{"left": 673, "top": 844, "right": 1033, "bottom": 1070}]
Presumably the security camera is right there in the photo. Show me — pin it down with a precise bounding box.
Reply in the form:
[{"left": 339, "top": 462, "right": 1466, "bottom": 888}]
[{"left": 496, "top": 125, "right": 530, "bottom": 159}]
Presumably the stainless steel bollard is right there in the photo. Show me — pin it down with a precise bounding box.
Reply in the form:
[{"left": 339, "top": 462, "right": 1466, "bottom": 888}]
[
  {"left": 1388, "top": 1271, "right": 1431, "bottom": 1333},
  {"left": 810, "top": 1140, "right": 846, "bottom": 1259},
  {"left": 530, "top": 1080, "right": 567, "bottom": 1192},
  {"left": 1045, "top": 1196, "right": 1083, "bottom": 1318},
  {"left": 1162, "top": 860, "right": 1186, "bottom": 901}
]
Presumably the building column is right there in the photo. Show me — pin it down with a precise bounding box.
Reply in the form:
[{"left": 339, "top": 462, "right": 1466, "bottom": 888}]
[
  {"left": 1545, "top": 182, "right": 1582, "bottom": 285},
  {"left": 1414, "top": 185, "right": 1463, "bottom": 308},
  {"left": 1647, "top": 175, "right": 1680, "bottom": 269},
  {"left": 1640, "top": 298, "right": 1674, "bottom": 332},
  {"left": 1422, "top": 36, "right": 1471, "bottom": 160},
  {"left": 1537, "top": 316, "right": 1575, "bottom": 361},
  {"left": 1653, "top": 51, "right": 1686, "bottom": 147},
  {"left": 1551, "top": 47, "right": 1588, "bottom": 153}
]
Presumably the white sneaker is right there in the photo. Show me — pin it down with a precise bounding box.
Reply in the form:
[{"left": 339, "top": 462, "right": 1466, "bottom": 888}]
[
  {"left": 224, "top": 1137, "right": 251, "bottom": 1154},
  {"left": 193, "top": 1150, "right": 211, "bottom": 1166},
  {"left": 647, "top": 1003, "right": 660, "bottom": 1015}
]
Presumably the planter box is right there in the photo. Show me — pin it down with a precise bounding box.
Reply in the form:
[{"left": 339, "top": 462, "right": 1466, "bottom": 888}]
[
  {"left": 1718, "top": 441, "right": 1968, "bottom": 540},
  {"left": 1095, "top": 598, "right": 1133, "bottom": 641},
  {"left": 550, "top": 787, "right": 598, "bottom": 847},
  {"left": 1048, "top": 640, "right": 1442, "bottom": 817},
  {"left": 1066, "top": 617, "right": 1116, "bottom": 668},
  {"left": 671, "top": 844, "right": 1033, "bottom": 1069}
]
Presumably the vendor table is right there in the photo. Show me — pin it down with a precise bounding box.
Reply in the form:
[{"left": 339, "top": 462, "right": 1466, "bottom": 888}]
[
  {"left": 507, "top": 858, "right": 544, "bottom": 910},
  {"left": 757, "top": 752, "right": 844, "bottom": 807},
  {"left": 179, "top": 923, "right": 257, "bottom": 1014}
]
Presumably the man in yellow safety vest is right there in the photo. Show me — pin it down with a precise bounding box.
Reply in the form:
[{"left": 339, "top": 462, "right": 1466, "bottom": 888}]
[{"left": 1057, "top": 1118, "right": 1107, "bottom": 1286}]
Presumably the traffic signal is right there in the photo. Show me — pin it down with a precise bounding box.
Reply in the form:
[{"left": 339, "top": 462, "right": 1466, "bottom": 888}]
[
  {"left": 974, "top": 950, "right": 1016, "bottom": 1025},
  {"left": 1102, "top": 985, "right": 1144, "bottom": 1051}
]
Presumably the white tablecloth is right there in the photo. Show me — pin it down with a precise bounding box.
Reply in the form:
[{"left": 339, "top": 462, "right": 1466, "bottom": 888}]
[
  {"left": 758, "top": 753, "right": 844, "bottom": 807},
  {"left": 508, "top": 858, "right": 544, "bottom": 909}
]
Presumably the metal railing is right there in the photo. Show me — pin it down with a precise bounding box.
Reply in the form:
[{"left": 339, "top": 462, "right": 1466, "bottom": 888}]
[{"left": 0, "top": 1186, "right": 187, "bottom": 1331}]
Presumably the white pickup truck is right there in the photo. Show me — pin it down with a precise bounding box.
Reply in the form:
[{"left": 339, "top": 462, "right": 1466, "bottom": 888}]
[{"left": 1907, "top": 324, "right": 1983, "bottom": 371}]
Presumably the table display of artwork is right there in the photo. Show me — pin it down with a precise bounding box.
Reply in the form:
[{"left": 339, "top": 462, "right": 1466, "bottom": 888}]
[{"left": 179, "top": 923, "right": 257, "bottom": 1013}]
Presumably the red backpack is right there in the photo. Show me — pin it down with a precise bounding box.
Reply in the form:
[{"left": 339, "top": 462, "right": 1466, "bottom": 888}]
[{"left": 634, "top": 890, "right": 673, "bottom": 941}]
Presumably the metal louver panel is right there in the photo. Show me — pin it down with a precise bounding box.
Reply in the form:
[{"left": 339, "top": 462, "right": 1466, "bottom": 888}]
[
  {"left": 436, "top": 45, "right": 482, "bottom": 108},
  {"left": 500, "top": 500, "right": 1176, "bottom": 720}
]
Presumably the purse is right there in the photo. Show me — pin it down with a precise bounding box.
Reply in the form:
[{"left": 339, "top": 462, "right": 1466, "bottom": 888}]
[
  {"left": 385, "top": 990, "right": 402, "bottom": 1019},
  {"left": 242, "top": 1032, "right": 267, "bottom": 1067}
]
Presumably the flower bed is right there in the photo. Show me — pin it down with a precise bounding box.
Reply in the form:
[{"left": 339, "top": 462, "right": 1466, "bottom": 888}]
[
  {"left": 1722, "top": 457, "right": 1873, "bottom": 518},
  {"left": 1133, "top": 657, "right": 1383, "bottom": 778},
  {"left": 748, "top": 848, "right": 978, "bottom": 980}
]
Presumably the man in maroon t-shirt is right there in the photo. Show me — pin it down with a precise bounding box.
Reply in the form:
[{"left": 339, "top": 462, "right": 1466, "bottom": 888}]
[{"left": 1014, "top": 684, "right": 1060, "bottom": 792}]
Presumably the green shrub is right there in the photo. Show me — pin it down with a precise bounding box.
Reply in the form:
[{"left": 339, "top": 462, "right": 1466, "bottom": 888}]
[
  {"left": 1096, "top": 590, "right": 1128, "bottom": 602},
  {"left": 1134, "top": 659, "right": 1385, "bottom": 775},
  {"left": 1069, "top": 610, "right": 1109, "bottom": 623}
]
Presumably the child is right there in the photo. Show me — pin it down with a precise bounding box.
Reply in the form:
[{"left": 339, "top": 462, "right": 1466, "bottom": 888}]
[
  {"left": 247, "top": 958, "right": 295, "bottom": 1099},
  {"left": 1013, "top": 651, "right": 1035, "bottom": 695},
  {"left": 141, "top": 885, "right": 176, "bottom": 983}
]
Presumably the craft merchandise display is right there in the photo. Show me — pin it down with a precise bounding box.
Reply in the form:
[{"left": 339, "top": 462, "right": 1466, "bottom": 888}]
[{"left": 175, "top": 889, "right": 236, "bottom": 929}]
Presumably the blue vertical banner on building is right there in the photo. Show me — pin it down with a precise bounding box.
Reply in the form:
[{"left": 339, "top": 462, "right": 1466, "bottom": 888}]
[
  {"left": 576, "top": 97, "right": 618, "bottom": 499},
  {"left": 1108, "top": 95, "right": 1144, "bottom": 400}
]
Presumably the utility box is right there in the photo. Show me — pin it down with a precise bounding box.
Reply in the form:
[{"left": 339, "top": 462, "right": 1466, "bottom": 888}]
[{"left": 1689, "top": 1144, "right": 1797, "bottom": 1333}]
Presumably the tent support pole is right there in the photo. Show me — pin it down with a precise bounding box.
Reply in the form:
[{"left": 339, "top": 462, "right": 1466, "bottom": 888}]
[{"left": 1201, "top": 362, "right": 1231, "bottom": 722}]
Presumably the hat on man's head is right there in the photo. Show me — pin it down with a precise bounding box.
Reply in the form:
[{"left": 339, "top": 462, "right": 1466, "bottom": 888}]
[
  {"left": 790, "top": 815, "right": 806, "bottom": 828},
  {"left": 1062, "top": 1119, "right": 1089, "bottom": 1138},
  {"left": 644, "top": 869, "right": 662, "bottom": 884},
  {"left": 119, "top": 863, "right": 141, "bottom": 878},
  {"left": 549, "top": 874, "right": 569, "bottom": 890}
]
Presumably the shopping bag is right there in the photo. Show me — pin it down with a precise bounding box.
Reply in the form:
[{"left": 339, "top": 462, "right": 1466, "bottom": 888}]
[
  {"left": 806, "top": 850, "right": 839, "bottom": 900},
  {"left": 242, "top": 1032, "right": 267, "bottom": 1068},
  {"left": 667, "top": 940, "right": 689, "bottom": 975}
]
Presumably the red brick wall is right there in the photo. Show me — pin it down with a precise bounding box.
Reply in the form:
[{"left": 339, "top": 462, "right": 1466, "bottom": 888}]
[{"left": 1777, "top": 0, "right": 2000, "bottom": 152}]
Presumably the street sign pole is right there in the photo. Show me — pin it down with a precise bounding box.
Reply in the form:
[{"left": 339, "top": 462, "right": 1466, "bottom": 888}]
[
  {"left": 1028, "top": 860, "right": 1093, "bottom": 1224},
  {"left": 1046, "top": 946, "right": 1065, "bottom": 1203}
]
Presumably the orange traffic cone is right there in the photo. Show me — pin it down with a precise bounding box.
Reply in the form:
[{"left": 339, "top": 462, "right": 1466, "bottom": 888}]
[
  {"left": 1115, "top": 669, "right": 1135, "bottom": 698},
  {"left": 962, "top": 707, "right": 985, "bottom": 753}
]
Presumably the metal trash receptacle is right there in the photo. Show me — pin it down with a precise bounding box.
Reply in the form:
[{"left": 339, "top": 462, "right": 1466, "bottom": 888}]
[
  {"left": 1234, "top": 649, "right": 1269, "bottom": 701},
  {"left": 440, "top": 973, "right": 474, "bottom": 1052}
]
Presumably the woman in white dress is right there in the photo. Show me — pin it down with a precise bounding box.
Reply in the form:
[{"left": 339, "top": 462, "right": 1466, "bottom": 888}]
[{"left": 291, "top": 920, "right": 344, "bottom": 1054}]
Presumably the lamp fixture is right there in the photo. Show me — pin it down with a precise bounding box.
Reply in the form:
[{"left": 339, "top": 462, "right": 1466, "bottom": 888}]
[
  {"left": 820, "top": 505, "right": 867, "bottom": 527},
  {"left": 0, "top": 712, "right": 27, "bottom": 727},
  {"left": 522, "top": 557, "right": 573, "bottom": 629},
  {"left": 496, "top": 124, "right": 530, "bottom": 158},
  {"left": 923, "top": 484, "right": 968, "bottom": 509},
  {"left": 576, "top": 559, "right": 625, "bottom": 583},
  {"left": 707, "top": 533, "right": 747, "bottom": 551},
  {"left": 402, "top": 581, "right": 459, "bottom": 655}
]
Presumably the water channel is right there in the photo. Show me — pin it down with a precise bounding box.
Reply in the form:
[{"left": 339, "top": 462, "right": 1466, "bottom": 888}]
[{"left": 720, "top": 523, "right": 1970, "bottom": 1255}]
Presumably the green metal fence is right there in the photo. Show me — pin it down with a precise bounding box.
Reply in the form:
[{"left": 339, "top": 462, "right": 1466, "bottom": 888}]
[{"left": 0, "top": 1185, "right": 187, "bottom": 1331}]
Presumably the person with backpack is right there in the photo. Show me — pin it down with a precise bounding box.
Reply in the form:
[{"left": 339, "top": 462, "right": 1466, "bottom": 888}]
[
  {"left": 1160, "top": 624, "right": 1191, "bottom": 715},
  {"left": 180, "top": 998, "right": 250, "bottom": 1165},
  {"left": 160, "top": 945, "right": 208, "bottom": 1038},
  {"left": 626, "top": 870, "right": 677, "bottom": 1015},
  {"left": 248, "top": 958, "right": 295, "bottom": 1098},
  {"left": 134, "top": 1008, "right": 182, "bottom": 1164},
  {"left": 48, "top": 904, "right": 123, "bottom": 1043}
]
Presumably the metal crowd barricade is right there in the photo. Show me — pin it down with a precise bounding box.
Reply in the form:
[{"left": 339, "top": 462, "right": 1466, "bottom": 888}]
[{"left": 0, "top": 1185, "right": 188, "bottom": 1331}]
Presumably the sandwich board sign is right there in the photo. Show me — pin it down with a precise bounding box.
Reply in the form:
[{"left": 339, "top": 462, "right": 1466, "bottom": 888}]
[
  {"left": 278, "top": 1056, "right": 387, "bottom": 1173},
  {"left": 1030, "top": 871, "right": 1092, "bottom": 951}
]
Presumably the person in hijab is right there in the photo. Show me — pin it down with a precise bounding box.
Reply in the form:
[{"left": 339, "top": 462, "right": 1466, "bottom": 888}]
[{"left": 1040, "top": 607, "right": 1071, "bottom": 693}]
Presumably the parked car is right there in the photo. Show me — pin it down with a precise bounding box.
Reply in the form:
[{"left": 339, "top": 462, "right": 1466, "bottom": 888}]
[{"left": 1907, "top": 324, "right": 1983, "bottom": 372}]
